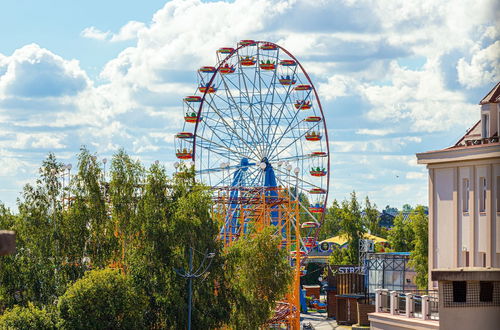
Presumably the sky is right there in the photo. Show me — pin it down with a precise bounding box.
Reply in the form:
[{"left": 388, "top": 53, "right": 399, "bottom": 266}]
[{"left": 0, "top": 0, "right": 499, "bottom": 211}]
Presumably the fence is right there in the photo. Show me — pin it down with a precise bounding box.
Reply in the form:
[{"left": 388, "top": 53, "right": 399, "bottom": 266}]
[{"left": 375, "top": 289, "right": 439, "bottom": 321}]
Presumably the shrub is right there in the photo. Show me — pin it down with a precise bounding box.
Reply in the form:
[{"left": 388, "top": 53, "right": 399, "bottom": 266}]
[
  {"left": 0, "top": 303, "right": 57, "bottom": 330},
  {"left": 57, "top": 268, "right": 147, "bottom": 330}
]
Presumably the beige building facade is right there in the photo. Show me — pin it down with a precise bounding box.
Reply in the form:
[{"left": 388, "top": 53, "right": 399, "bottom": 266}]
[{"left": 417, "top": 82, "right": 500, "bottom": 288}]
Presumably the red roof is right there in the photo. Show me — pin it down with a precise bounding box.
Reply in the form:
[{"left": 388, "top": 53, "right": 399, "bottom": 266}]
[{"left": 479, "top": 81, "right": 500, "bottom": 104}]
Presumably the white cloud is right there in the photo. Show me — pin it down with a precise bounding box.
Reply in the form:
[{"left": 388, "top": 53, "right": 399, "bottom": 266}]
[
  {"left": 0, "top": 0, "right": 498, "bottom": 210},
  {"left": 331, "top": 136, "right": 421, "bottom": 153},
  {"left": 360, "top": 60, "right": 478, "bottom": 133},
  {"left": 81, "top": 22, "right": 145, "bottom": 42},
  {"left": 110, "top": 21, "right": 146, "bottom": 42},
  {"left": 0, "top": 44, "right": 89, "bottom": 98},
  {"left": 81, "top": 26, "right": 110, "bottom": 41},
  {"left": 406, "top": 171, "right": 426, "bottom": 180},
  {"left": 356, "top": 128, "right": 395, "bottom": 136},
  {"left": 457, "top": 41, "right": 500, "bottom": 89}
]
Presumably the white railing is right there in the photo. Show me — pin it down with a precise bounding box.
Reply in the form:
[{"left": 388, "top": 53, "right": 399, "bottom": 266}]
[{"left": 375, "top": 289, "right": 439, "bottom": 321}]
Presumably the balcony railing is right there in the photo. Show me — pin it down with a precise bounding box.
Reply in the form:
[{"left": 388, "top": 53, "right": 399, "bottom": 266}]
[{"left": 375, "top": 289, "right": 439, "bottom": 321}]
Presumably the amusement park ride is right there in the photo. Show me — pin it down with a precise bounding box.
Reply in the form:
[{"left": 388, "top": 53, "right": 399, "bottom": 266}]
[{"left": 175, "top": 40, "right": 330, "bottom": 329}]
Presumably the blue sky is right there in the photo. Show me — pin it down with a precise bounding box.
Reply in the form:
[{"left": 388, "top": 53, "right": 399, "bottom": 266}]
[{"left": 0, "top": 0, "right": 498, "bottom": 211}]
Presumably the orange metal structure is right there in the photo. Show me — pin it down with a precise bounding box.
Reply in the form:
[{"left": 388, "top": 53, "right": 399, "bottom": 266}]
[{"left": 212, "top": 186, "right": 302, "bottom": 329}]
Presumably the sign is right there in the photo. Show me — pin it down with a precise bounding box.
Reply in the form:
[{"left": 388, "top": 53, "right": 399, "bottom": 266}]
[{"left": 319, "top": 242, "right": 330, "bottom": 252}]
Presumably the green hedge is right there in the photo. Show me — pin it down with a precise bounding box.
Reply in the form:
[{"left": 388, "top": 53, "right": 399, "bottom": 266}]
[
  {"left": 57, "top": 268, "right": 147, "bottom": 330},
  {"left": 0, "top": 303, "right": 57, "bottom": 330}
]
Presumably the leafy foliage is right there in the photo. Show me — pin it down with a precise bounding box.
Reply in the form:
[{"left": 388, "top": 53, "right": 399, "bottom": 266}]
[
  {"left": 127, "top": 163, "right": 230, "bottom": 329},
  {"left": 363, "top": 196, "right": 383, "bottom": 237},
  {"left": 388, "top": 212, "right": 415, "bottom": 252},
  {"left": 0, "top": 303, "right": 57, "bottom": 330},
  {"left": 408, "top": 206, "right": 428, "bottom": 289},
  {"left": 338, "top": 192, "right": 365, "bottom": 265},
  {"left": 225, "top": 226, "right": 293, "bottom": 329},
  {"left": 57, "top": 268, "right": 147, "bottom": 330},
  {"left": 318, "top": 199, "right": 341, "bottom": 240}
]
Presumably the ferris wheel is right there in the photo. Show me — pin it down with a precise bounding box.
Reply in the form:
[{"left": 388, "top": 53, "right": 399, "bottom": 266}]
[{"left": 175, "top": 40, "right": 330, "bottom": 257}]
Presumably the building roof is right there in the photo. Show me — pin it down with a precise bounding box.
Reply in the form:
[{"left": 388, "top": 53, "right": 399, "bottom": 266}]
[
  {"left": 479, "top": 81, "right": 500, "bottom": 104},
  {"left": 432, "top": 267, "right": 500, "bottom": 281},
  {"left": 417, "top": 82, "right": 500, "bottom": 162},
  {"left": 320, "top": 233, "right": 388, "bottom": 246}
]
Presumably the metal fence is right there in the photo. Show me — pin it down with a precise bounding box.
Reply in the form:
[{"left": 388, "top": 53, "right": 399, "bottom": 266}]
[{"left": 375, "top": 289, "right": 439, "bottom": 322}]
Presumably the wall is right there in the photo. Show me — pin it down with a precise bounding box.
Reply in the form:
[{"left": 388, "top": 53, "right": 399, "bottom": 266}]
[
  {"left": 434, "top": 168, "right": 455, "bottom": 269},
  {"left": 439, "top": 306, "right": 500, "bottom": 330},
  {"left": 369, "top": 313, "right": 439, "bottom": 330}
]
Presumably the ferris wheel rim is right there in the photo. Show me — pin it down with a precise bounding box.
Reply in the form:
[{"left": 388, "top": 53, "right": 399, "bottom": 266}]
[{"left": 188, "top": 40, "right": 331, "bottom": 248}]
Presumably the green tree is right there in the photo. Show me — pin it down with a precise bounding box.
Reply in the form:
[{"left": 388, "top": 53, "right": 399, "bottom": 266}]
[
  {"left": 65, "top": 148, "right": 115, "bottom": 269},
  {"left": 339, "top": 192, "right": 365, "bottom": 265},
  {"left": 388, "top": 212, "right": 414, "bottom": 252},
  {"left": 408, "top": 206, "right": 428, "bottom": 289},
  {"left": 363, "top": 196, "right": 380, "bottom": 236},
  {"left": 0, "top": 303, "right": 57, "bottom": 330},
  {"left": 318, "top": 199, "right": 341, "bottom": 240},
  {"left": 58, "top": 268, "right": 147, "bottom": 330},
  {"left": 6, "top": 153, "right": 66, "bottom": 305},
  {"left": 225, "top": 226, "right": 293, "bottom": 329},
  {"left": 109, "top": 149, "right": 144, "bottom": 270},
  {"left": 384, "top": 205, "right": 398, "bottom": 215},
  {"left": 127, "top": 163, "right": 229, "bottom": 329},
  {"left": 328, "top": 247, "right": 350, "bottom": 265},
  {"left": 402, "top": 204, "right": 413, "bottom": 213}
]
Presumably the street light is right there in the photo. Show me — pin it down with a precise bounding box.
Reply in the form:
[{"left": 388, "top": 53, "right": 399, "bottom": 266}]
[{"left": 174, "top": 248, "right": 215, "bottom": 330}]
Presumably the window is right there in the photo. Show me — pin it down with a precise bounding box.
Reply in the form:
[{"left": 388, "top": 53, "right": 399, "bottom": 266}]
[
  {"left": 453, "top": 281, "right": 467, "bottom": 302},
  {"left": 463, "top": 250, "right": 469, "bottom": 267},
  {"left": 479, "top": 177, "right": 487, "bottom": 212},
  {"left": 497, "top": 176, "right": 500, "bottom": 212},
  {"left": 462, "top": 178, "right": 469, "bottom": 213},
  {"left": 480, "top": 282, "right": 493, "bottom": 302},
  {"left": 482, "top": 114, "right": 489, "bottom": 138}
]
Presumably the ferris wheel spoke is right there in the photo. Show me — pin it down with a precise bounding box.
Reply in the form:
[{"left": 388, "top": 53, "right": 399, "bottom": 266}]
[
  {"left": 265, "top": 99, "right": 305, "bottom": 157},
  {"left": 210, "top": 163, "right": 260, "bottom": 188},
  {"left": 273, "top": 166, "right": 323, "bottom": 190},
  {"left": 202, "top": 96, "right": 262, "bottom": 161},
  {"left": 232, "top": 76, "right": 266, "bottom": 157},
  {"left": 196, "top": 135, "right": 253, "bottom": 163},
  {"left": 218, "top": 75, "right": 264, "bottom": 153},
  {"left": 274, "top": 176, "right": 323, "bottom": 224},
  {"left": 266, "top": 72, "right": 315, "bottom": 156},
  {"left": 264, "top": 68, "right": 299, "bottom": 157},
  {"left": 238, "top": 66, "right": 268, "bottom": 156},
  {"left": 199, "top": 116, "right": 242, "bottom": 153},
  {"left": 268, "top": 122, "right": 320, "bottom": 160}
]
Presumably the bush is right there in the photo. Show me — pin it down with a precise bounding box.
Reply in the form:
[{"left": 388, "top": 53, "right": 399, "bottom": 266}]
[
  {"left": 57, "top": 268, "right": 147, "bottom": 330},
  {"left": 0, "top": 303, "right": 57, "bottom": 330}
]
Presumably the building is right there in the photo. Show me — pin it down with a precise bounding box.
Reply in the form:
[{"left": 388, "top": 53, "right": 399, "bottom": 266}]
[
  {"left": 416, "top": 81, "right": 500, "bottom": 289},
  {"left": 368, "top": 82, "right": 500, "bottom": 329}
]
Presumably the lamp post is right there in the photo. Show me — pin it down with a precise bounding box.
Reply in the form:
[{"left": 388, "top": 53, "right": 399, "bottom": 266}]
[{"left": 174, "top": 247, "right": 215, "bottom": 330}]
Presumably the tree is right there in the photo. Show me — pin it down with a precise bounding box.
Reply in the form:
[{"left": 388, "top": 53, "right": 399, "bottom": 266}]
[
  {"left": 0, "top": 303, "right": 57, "bottom": 330},
  {"left": 408, "top": 206, "right": 428, "bottom": 289},
  {"left": 328, "top": 247, "right": 350, "bottom": 265},
  {"left": 363, "top": 196, "right": 380, "bottom": 236},
  {"left": 339, "top": 192, "right": 365, "bottom": 265},
  {"left": 127, "top": 163, "right": 230, "bottom": 329},
  {"left": 318, "top": 199, "right": 341, "bottom": 240},
  {"left": 4, "top": 153, "right": 67, "bottom": 306},
  {"left": 65, "top": 147, "right": 115, "bottom": 269},
  {"left": 388, "top": 212, "right": 414, "bottom": 252},
  {"left": 57, "top": 268, "right": 147, "bottom": 330},
  {"left": 384, "top": 205, "right": 399, "bottom": 215},
  {"left": 225, "top": 226, "right": 293, "bottom": 329},
  {"left": 402, "top": 204, "right": 413, "bottom": 213},
  {"left": 109, "top": 149, "right": 144, "bottom": 270}
]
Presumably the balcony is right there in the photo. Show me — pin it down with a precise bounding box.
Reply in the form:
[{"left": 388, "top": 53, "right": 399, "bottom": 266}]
[{"left": 369, "top": 289, "right": 439, "bottom": 329}]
